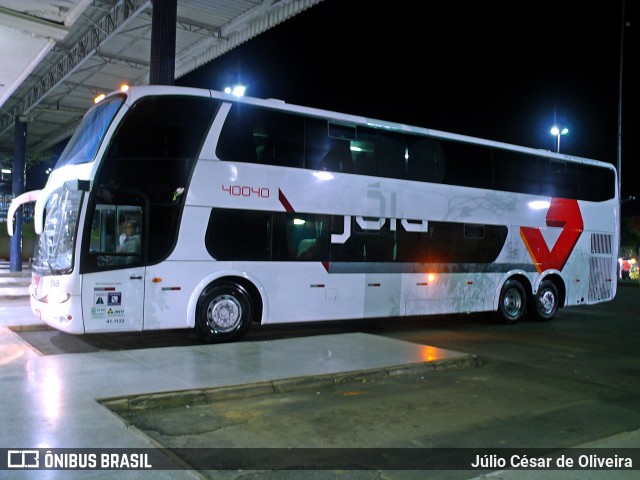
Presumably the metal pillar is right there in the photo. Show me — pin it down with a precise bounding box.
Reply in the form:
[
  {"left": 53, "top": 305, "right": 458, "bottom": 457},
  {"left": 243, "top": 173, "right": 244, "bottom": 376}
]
[
  {"left": 10, "top": 116, "right": 27, "bottom": 272},
  {"left": 149, "top": 0, "right": 177, "bottom": 85}
]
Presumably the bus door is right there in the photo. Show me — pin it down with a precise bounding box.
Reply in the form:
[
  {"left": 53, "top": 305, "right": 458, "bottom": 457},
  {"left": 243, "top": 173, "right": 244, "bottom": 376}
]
[{"left": 81, "top": 191, "right": 146, "bottom": 333}]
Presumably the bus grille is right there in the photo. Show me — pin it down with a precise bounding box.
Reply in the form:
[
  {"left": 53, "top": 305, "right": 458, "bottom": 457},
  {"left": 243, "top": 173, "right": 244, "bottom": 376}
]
[
  {"left": 591, "top": 233, "right": 612, "bottom": 255},
  {"left": 588, "top": 233, "right": 613, "bottom": 302}
]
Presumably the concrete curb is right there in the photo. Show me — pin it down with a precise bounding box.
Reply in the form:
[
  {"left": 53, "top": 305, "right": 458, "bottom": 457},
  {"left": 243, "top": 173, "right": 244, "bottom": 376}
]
[{"left": 101, "top": 353, "right": 480, "bottom": 413}]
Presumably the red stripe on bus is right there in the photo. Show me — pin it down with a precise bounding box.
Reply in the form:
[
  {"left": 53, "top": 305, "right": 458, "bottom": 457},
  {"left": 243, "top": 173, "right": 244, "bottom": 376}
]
[{"left": 278, "top": 189, "right": 294, "bottom": 212}]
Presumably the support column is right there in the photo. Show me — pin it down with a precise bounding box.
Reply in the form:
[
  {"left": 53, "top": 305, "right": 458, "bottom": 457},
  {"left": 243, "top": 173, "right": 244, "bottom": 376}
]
[
  {"left": 149, "top": 0, "right": 177, "bottom": 85},
  {"left": 10, "top": 116, "right": 27, "bottom": 272}
]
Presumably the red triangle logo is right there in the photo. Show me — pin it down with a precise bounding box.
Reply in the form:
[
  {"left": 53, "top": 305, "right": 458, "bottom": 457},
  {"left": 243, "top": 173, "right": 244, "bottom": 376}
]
[{"left": 520, "top": 198, "right": 584, "bottom": 273}]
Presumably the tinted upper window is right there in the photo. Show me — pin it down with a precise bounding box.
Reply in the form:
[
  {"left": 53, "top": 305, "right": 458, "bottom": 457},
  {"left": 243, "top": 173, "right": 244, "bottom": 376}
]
[
  {"left": 55, "top": 95, "right": 125, "bottom": 168},
  {"left": 216, "top": 103, "right": 615, "bottom": 202},
  {"left": 107, "top": 96, "right": 218, "bottom": 160},
  {"left": 94, "top": 95, "right": 220, "bottom": 264}
]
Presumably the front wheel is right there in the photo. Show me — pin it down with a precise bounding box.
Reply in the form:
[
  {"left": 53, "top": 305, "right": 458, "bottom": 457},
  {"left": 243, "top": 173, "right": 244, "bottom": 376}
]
[
  {"left": 529, "top": 279, "right": 559, "bottom": 322},
  {"left": 195, "top": 281, "right": 253, "bottom": 343},
  {"left": 498, "top": 279, "right": 527, "bottom": 324}
]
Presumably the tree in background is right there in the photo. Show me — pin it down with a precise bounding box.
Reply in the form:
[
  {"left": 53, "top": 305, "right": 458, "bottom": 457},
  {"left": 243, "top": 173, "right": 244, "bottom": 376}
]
[{"left": 621, "top": 215, "right": 640, "bottom": 258}]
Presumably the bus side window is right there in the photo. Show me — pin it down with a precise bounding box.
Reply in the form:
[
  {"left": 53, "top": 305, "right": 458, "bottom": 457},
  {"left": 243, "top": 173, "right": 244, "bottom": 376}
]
[
  {"left": 319, "top": 140, "right": 354, "bottom": 173},
  {"left": 408, "top": 138, "right": 445, "bottom": 183},
  {"left": 216, "top": 105, "right": 257, "bottom": 164},
  {"left": 441, "top": 141, "right": 493, "bottom": 190},
  {"left": 492, "top": 150, "right": 539, "bottom": 195},
  {"left": 361, "top": 229, "right": 395, "bottom": 262},
  {"left": 86, "top": 201, "right": 143, "bottom": 270},
  {"left": 352, "top": 143, "right": 378, "bottom": 177},
  {"left": 273, "top": 137, "right": 304, "bottom": 168},
  {"left": 376, "top": 138, "right": 406, "bottom": 180},
  {"left": 579, "top": 164, "right": 615, "bottom": 201},
  {"left": 291, "top": 215, "right": 330, "bottom": 261},
  {"left": 205, "top": 208, "right": 271, "bottom": 261},
  {"left": 540, "top": 158, "right": 579, "bottom": 199},
  {"left": 89, "top": 205, "right": 117, "bottom": 254},
  {"left": 428, "top": 222, "right": 459, "bottom": 263},
  {"left": 330, "top": 216, "right": 365, "bottom": 262},
  {"left": 252, "top": 109, "right": 305, "bottom": 168},
  {"left": 395, "top": 226, "right": 430, "bottom": 263}
]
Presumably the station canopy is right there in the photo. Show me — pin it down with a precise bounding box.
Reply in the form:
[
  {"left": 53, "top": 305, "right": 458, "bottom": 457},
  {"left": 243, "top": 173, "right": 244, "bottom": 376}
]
[{"left": 0, "top": 0, "right": 323, "bottom": 168}]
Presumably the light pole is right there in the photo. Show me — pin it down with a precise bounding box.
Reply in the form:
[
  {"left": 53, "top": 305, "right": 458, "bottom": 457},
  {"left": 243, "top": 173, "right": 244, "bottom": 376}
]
[
  {"left": 550, "top": 126, "right": 569, "bottom": 153},
  {"left": 617, "top": 0, "right": 626, "bottom": 199}
]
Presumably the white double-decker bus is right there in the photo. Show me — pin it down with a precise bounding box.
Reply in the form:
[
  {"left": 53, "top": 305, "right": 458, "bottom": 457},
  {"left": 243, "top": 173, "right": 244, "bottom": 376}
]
[{"left": 7, "top": 86, "right": 618, "bottom": 342}]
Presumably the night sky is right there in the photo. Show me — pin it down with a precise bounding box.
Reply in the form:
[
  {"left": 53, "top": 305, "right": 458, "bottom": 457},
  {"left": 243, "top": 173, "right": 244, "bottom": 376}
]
[{"left": 177, "top": 0, "right": 638, "bottom": 213}]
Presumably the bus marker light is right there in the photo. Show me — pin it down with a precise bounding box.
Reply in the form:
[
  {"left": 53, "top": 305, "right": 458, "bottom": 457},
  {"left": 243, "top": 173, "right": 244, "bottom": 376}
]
[
  {"left": 427, "top": 273, "right": 436, "bottom": 282},
  {"left": 152, "top": 277, "right": 162, "bottom": 283}
]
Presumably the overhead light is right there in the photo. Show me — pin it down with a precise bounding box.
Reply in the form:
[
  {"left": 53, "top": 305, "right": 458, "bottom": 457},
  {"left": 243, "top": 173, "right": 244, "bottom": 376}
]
[{"left": 224, "top": 85, "right": 246, "bottom": 97}]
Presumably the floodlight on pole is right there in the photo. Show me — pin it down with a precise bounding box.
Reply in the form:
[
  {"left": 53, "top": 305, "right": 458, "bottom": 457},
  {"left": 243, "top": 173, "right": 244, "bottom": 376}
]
[
  {"left": 223, "top": 85, "right": 246, "bottom": 97},
  {"left": 550, "top": 126, "right": 569, "bottom": 153}
]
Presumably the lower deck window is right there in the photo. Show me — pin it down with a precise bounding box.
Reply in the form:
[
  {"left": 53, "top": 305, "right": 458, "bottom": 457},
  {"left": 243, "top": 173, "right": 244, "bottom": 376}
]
[{"left": 205, "top": 208, "right": 507, "bottom": 264}]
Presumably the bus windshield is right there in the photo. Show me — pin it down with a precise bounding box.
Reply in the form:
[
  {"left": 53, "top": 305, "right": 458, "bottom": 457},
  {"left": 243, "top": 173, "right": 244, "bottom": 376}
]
[
  {"left": 32, "top": 187, "right": 84, "bottom": 274},
  {"left": 54, "top": 95, "right": 125, "bottom": 169}
]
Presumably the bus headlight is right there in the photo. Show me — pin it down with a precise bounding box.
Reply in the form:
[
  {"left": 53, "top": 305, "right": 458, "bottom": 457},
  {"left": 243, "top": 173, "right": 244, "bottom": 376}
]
[{"left": 43, "top": 291, "right": 71, "bottom": 304}]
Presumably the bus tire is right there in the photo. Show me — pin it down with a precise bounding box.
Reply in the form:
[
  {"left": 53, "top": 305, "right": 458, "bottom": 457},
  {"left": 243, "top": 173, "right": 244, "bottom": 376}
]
[
  {"left": 529, "top": 279, "right": 559, "bottom": 322},
  {"left": 195, "top": 281, "right": 253, "bottom": 343},
  {"left": 498, "top": 279, "right": 526, "bottom": 324}
]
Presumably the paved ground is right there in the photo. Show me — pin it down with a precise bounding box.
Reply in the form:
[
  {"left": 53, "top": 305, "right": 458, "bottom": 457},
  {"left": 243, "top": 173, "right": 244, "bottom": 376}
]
[
  {"left": 105, "top": 285, "right": 640, "bottom": 480},
  {"left": 0, "top": 294, "right": 475, "bottom": 479}
]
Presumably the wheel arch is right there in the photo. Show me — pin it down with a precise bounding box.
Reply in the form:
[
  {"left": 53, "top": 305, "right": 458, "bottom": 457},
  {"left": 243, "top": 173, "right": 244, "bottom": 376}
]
[
  {"left": 187, "top": 270, "right": 267, "bottom": 328},
  {"left": 494, "top": 271, "right": 533, "bottom": 311},
  {"left": 534, "top": 272, "right": 566, "bottom": 309}
]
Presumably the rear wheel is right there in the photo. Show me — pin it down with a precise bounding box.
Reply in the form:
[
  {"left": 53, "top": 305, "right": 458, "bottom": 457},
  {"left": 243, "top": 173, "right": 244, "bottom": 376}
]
[
  {"left": 498, "top": 279, "right": 527, "bottom": 324},
  {"left": 529, "top": 279, "right": 559, "bottom": 322},
  {"left": 195, "top": 281, "right": 253, "bottom": 343}
]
